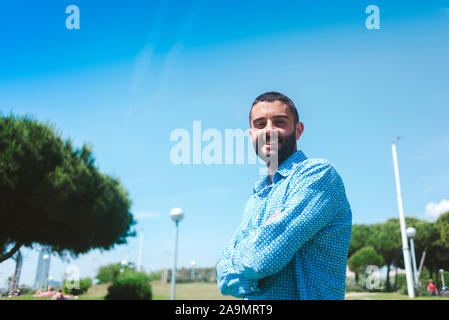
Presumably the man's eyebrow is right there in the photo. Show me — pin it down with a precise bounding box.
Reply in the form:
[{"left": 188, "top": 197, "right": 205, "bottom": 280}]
[
  {"left": 252, "top": 114, "right": 289, "bottom": 123},
  {"left": 252, "top": 117, "right": 266, "bottom": 123},
  {"left": 271, "top": 114, "right": 289, "bottom": 119}
]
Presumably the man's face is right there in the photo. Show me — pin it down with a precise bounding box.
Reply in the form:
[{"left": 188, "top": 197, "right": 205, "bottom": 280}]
[{"left": 249, "top": 100, "right": 304, "bottom": 165}]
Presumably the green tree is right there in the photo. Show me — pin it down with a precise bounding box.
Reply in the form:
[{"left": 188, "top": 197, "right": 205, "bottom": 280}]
[
  {"left": 96, "top": 262, "right": 135, "bottom": 284},
  {"left": 348, "top": 246, "right": 384, "bottom": 282},
  {"left": 392, "top": 216, "right": 449, "bottom": 288},
  {"left": 366, "top": 219, "right": 404, "bottom": 291},
  {"left": 424, "top": 212, "right": 449, "bottom": 287},
  {"left": 348, "top": 224, "right": 373, "bottom": 257},
  {"left": 0, "top": 114, "right": 136, "bottom": 262},
  {"left": 436, "top": 211, "right": 449, "bottom": 248}
]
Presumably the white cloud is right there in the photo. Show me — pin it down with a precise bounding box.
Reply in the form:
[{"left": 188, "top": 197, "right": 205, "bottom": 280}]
[
  {"left": 425, "top": 199, "right": 449, "bottom": 218},
  {"left": 133, "top": 211, "right": 159, "bottom": 220}
]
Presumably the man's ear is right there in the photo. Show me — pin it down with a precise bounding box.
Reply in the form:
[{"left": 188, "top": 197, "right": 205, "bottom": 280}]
[{"left": 295, "top": 122, "right": 304, "bottom": 140}]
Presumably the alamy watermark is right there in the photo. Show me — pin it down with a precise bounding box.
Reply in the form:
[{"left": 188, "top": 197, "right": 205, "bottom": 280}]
[
  {"left": 63, "top": 5, "right": 379, "bottom": 31},
  {"left": 365, "top": 5, "right": 380, "bottom": 30},
  {"left": 169, "top": 121, "right": 279, "bottom": 175},
  {"left": 365, "top": 265, "right": 381, "bottom": 290},
  {"left": 66, "top": 5, "right": 80, "bottom": 30},
  {"left": 64, "top": 265, "right": 80, "bottom": 290}
]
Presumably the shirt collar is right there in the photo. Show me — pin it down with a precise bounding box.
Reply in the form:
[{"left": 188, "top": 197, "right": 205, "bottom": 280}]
[{"left": 253, "top": 150, "right": 307, "bottom": 193}]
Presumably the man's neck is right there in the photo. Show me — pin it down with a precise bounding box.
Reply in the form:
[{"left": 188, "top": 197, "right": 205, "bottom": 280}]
[{"left": 266, "top": 148, "right": 297, "bottom": 182}]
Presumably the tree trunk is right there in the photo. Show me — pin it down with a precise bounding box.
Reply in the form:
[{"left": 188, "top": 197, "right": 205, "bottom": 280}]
[
  {"left": 386, "top": 264, "right": 391, "bottom": 292},
  {"left": 417, "top": 247, "right": 427, "bottom": 285},
  {"left": 8, "top": 251, "right": 22, "bottom": 295},
  {"left": 394, "top": 266, "right": 398, "bottom": 291},
  {"left": 0, "top": 242, "right": 22, "bottom": 263},
  {"left": 433, "top": 269, "right": 440, "bottom": 289}
]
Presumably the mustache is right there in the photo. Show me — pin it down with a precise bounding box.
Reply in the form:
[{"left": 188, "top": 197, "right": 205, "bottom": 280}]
[
  {"left": 254, "top": 134, "right": 280, "bottom": 151},
  {"left": 253, "top": 131, "right": 296, "bottom": 163}
]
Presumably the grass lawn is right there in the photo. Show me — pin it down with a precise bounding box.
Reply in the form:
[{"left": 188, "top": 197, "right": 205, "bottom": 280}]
[
  {"left": 3, "top": 284, "right": 447, "bottom": 300},
  {"left": 150, "top": 281, "right": 238, "bottom": 300},
  {"left": 345, "top": 292, "right": 449, "bottom": 300},
  {"left": 0, "top": 282, "right": 237, "bottom": 300}
]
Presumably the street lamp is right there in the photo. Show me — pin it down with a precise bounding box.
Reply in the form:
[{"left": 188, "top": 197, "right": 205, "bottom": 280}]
[
  {"left": 406, "top": 227, "right": 419, "bottom": 286},
  {"left": 121, "top": 259, "right": 127, "bottom": 273},
  {"left": 391, "top": 138, "right": 415, "bottom": 298},
  {"left": 137, "top": 229, "right": 144, "bottom": 272},
  {"left": 170, "top": 207, "right": 184, "bottom": 300},
  {"left": 190, "top": 261, "right": 196, "bottom": 281}
]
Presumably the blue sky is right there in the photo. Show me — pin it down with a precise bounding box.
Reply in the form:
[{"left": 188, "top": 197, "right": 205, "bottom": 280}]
[{"left": 1, "top": 0, "right": 449, "bottom": 288}]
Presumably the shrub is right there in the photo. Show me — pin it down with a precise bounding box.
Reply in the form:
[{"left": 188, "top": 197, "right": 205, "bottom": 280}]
[
  {"left": 148, "top": 271, "right": 162, "bottom": 281},
  {"left": 105, "top": 271, "right": 152, "bottom": 300},
  {"left": 63, "top": 277, "right": 92, "bottom": 295},
  {"left": 18, "top": 285, "right": 33, "bottom": 295},
  {"left": 96, "top": 262, "right": 136, "bottom": 284},
  {"left": 345, "top": 277, "right": 365, "bottom": 293}
]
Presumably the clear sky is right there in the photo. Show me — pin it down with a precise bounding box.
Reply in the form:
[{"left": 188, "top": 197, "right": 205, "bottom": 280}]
[{"left": 1, "top": 0, "right": 449, "bottom": 288}]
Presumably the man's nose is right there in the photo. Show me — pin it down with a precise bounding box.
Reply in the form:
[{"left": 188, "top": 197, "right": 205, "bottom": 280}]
[{"left": 264, "top": 121, "right": 275, "bottom": 134}]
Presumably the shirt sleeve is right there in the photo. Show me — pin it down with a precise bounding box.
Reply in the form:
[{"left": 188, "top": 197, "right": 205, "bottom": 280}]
[
  {"left": 216, "top": 198, "right": 262, "bottom": 298},
  {"left": 231, "top": 161, "right": 345, "bottom": 280}
]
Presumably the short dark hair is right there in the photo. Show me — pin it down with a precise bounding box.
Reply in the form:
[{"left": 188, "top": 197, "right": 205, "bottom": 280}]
[{"left": 249, "top": 91, "right": 299, "bottom": 125}]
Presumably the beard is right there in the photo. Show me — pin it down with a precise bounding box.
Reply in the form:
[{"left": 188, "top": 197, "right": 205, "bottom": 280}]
[{"left": 253, "top": 130, "right": 297, "bottom": 167}]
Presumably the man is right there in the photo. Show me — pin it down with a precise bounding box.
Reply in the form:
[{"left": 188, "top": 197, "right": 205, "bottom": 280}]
[{"left": 216, "top": 92, "right": 352, "bottom": 300}]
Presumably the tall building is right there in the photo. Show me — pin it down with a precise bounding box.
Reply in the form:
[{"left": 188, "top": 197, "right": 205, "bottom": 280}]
[{"left": 34, "top": 248, "right": 51, "bottom": 290}]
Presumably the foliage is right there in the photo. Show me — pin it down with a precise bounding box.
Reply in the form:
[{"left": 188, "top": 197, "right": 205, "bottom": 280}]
[
  {"left": 96, "top": 262, "right": 136, "bottom": 284},
  {"left": 163, "top": 267, "right": 217, "bottom": 283},
  {"left": 105, "top": 271, "right": 152, "bottom": 300},
  {"left": 348, "top": 246, "right": 384, "bottom": 275},
  {"left": 147, "top": 271, "right": 162, "bottom": 281},
  {"left": 436, "top": 212, "right": 449, "bottom": 246},
  {"left": 349, "top": 215, "right": 449, "bottom": 292},
  {"left": 17, "top": 285, "right": 33, "bottom": 295},
  {"left": 348, "top": 224, "right": 373, "bottom": 257},
  {"left": 392, "top": 213, "right": 449, "bottom": 287},
  {"left": 0, "top": 114, "right": 136, "bottom": 263},
  {"left": 63, "top": 277, "right": 92, "bottom": 295}
]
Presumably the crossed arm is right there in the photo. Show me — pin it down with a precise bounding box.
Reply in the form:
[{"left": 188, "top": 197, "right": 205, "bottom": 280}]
[{"left": 216, "top": 162, "right": 344, "bottom": 297}]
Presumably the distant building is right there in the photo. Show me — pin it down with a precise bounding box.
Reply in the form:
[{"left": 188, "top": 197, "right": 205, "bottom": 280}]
[{"left": 34, "top": 248, "right": 51, "bottom": 290}]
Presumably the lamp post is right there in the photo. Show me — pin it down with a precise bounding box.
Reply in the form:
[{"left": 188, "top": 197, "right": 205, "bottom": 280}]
[
  {"left": 190, "top": 261, "right": 196, "bottom": 281},
  {"left": 391, "top": 138, "right": 415, "bottom": 298},
  {"left": 42, "top": 254, "right": 50, "bottom": 291},
  {"left": 406, "top": 227, "right": 419, "bottom": 286},
  {"left": 137, "top": 229, "right": 144, "bottom": 272},
  {"left": 170, "top": 207, "right": 184, "bottom": 300},
  {"left": 440, "top": 269, "right": 445, "bottom": 288},
  {"left": 121, "top": 259, "right": 127, "bottom": 273}
]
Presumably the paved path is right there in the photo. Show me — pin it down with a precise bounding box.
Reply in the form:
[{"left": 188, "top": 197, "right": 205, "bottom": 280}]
[{"left": 345, "top": 292, "right": 377, "bottom": 297}]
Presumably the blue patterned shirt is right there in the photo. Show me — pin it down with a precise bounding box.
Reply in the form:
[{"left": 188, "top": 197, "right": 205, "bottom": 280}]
[{"left": 216, "top": 150, "right": 352, "bottom": 300}]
